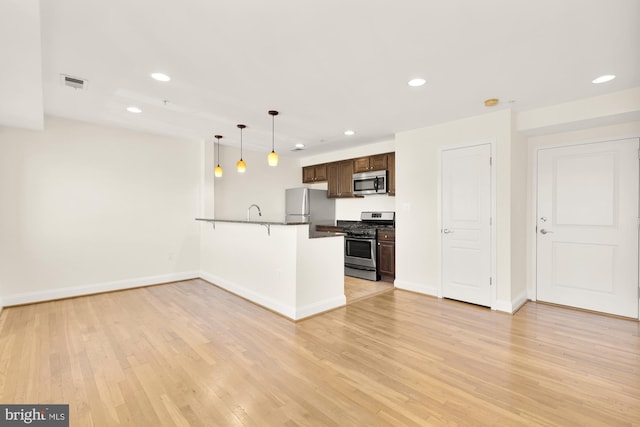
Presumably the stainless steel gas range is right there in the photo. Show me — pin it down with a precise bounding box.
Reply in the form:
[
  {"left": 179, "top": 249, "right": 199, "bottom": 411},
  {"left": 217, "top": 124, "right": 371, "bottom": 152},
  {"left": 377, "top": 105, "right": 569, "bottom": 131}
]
[{"left": 339, "top": 211, "right": 395, "bottom": 281}]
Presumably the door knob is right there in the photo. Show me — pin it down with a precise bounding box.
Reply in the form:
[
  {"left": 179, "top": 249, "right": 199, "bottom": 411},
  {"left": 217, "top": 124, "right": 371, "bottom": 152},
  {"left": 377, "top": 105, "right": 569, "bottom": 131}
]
[
  {"left": 540, "top": 229, "right": 553, "bottom": 235},
  {"left": 443, "top": 229, "right": 453, "bottom": 234}
]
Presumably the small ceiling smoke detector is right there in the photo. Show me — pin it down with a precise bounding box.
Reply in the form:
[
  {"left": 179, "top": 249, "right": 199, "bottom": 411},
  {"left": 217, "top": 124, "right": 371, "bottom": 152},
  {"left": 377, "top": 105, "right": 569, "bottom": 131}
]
[
  {"left": 484, "top": 98, "right": 499, "bottom": 107},
  {"left": 60, "top": 74, "right": 88, "bottom": 90}
]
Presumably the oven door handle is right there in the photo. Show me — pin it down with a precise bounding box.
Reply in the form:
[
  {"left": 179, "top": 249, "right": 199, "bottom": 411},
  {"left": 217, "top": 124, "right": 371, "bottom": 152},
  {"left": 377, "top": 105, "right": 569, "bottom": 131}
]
[{"left": 346, "top": 236, "right": 376, "bottom": 242}]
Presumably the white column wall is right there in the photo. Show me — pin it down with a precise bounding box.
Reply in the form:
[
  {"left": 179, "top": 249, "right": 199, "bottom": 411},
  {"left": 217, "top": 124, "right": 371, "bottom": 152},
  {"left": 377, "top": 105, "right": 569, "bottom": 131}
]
[
  {"left": 199, "top": 222, "right": 345, "bottom": 320},
  {"left": 295, "top": 231, "right": 345, "bottom": 318},
  {"left": 199, "top": 223, "right": 298, "bottom": 316},
  {"left": 510, "top": 117, "right": 529, "bottom": 310}
]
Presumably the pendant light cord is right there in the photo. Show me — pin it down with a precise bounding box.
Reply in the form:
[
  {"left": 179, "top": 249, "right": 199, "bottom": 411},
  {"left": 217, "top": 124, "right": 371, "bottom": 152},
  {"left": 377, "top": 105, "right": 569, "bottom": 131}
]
[
  {"left": 237, "top": 124, "right": 245, "bottom": 160},
  {"left": 268, "top": 110, "right": 279, "bottom": 153},
  {"left": 216, "top": 136, "right": 220, "bottom": 165}
]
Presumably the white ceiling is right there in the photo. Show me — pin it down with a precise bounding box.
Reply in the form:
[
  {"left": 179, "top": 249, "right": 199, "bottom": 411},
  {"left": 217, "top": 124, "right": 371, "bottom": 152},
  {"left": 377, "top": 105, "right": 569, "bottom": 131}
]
[{"left": 5, "top": 0, "right": 640, "bottom": 156}]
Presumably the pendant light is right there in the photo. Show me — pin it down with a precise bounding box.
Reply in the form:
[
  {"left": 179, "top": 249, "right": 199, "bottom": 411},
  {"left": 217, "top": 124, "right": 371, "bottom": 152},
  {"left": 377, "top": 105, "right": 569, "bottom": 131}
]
[
  {"left": 236, "top": 124, "right": 247, "bottom": 173},
  {"left": 214, "top": 135, "right": 223, "bottom": 178},
  {"left": 267, "top": 110, "right": 279, "bottom": 167}
]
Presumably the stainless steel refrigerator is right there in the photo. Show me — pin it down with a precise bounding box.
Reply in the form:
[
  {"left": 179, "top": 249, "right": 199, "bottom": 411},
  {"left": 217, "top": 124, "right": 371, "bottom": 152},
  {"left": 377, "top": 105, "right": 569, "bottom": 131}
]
[{"left": 285, "top": 188, "right": 335, "bottom": 227}]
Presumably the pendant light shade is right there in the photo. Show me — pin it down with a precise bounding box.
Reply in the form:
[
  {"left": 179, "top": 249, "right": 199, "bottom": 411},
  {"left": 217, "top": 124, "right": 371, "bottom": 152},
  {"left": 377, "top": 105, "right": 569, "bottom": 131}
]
[
  {"left": 214, "top": 135, "right": 223, "bottom": 178},
  {"left": 236, "top": 124, "right": 247, "bottom": 173},
  {"left": 267, "top": 110, "right": 279, "bottom": 167}
]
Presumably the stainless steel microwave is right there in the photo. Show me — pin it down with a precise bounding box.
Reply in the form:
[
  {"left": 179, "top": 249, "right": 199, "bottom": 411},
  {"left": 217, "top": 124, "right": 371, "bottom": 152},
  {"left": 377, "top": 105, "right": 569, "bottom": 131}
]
[{"left": 353, "top": 170, "right": 387, "bottom": 195}]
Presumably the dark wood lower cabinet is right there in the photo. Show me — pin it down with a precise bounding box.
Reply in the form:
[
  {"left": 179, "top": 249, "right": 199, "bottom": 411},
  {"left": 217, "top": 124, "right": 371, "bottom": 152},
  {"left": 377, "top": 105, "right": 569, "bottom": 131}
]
[{"left": 377, "top": 229, "right": 395, "bottom": 282}]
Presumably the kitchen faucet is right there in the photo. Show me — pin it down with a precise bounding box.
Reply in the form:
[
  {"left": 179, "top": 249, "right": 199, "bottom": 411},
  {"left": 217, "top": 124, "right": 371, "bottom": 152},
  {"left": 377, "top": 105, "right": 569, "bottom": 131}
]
[{"left": 247, "top": 204, "right": 262, "bottom": 221}]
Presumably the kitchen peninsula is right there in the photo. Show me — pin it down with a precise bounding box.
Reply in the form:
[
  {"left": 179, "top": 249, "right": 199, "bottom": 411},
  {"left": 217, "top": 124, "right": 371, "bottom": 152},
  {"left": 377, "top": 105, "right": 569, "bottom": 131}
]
[{"left": 197, "top": 218, "right": 345, "bottom": 320}]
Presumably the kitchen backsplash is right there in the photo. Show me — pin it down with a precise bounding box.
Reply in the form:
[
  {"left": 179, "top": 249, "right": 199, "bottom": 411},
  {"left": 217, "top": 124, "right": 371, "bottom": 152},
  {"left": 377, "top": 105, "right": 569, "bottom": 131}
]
[{"left": 335, "top": 195, "right": 396, "bottom": 221}]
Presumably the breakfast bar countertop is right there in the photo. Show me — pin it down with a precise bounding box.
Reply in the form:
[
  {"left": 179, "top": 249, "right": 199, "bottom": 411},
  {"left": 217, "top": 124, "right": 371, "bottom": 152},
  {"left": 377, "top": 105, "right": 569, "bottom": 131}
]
[
  {"left": 195, "top": 218, "right": 309, "bottom": 226},
  {"left": 196, "top": 218, "right": 345, "bottom": 239}
]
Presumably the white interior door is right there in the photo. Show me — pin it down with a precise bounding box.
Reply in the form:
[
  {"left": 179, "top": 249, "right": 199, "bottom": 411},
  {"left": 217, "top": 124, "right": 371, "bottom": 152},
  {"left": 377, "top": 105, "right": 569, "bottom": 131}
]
[
  {"left": 442, "top": 144, "right": 492, "bottom": 307},
  {"left": 536, "top": 138, "right": 639, "bottom": 318}
]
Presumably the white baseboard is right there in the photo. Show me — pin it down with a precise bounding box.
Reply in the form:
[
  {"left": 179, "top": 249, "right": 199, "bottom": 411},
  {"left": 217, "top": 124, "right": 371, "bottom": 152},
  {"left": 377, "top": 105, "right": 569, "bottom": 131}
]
[
  {"left": 511, "top": 290, "right": 529, "bottom": 312},
  {"left": 199, "top": 271, "right": 297, "bottom": 320},
  {"left": 493, "top": 291, "right": 529, "bottom": 314},
  {"left": 492, "top": 299, "right": 513, "bottom": 313},
  {"left": 394, "top": 279, "right": 439, "bottom": 297},
  {"left": 2, "top": 271, "right": 200, "bottom": 307},
  {"left": 295, "top": 296, "right": 346, "bottom": 320}
]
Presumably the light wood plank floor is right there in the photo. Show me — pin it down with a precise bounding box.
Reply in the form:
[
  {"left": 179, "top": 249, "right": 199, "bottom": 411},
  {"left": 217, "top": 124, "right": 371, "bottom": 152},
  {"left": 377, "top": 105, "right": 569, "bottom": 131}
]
[
  {"left": 0, "top": 279, "right": 638, "bottom": 426},
  {"left": 344, "top": 276, "right": 394, "bottom": 304}
]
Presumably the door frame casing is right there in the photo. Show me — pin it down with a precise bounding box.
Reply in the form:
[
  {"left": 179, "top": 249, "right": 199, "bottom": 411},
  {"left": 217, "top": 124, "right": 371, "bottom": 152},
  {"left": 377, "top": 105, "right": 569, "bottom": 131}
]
[
  {"left": 529, "top": 136, "right": 640, "bottom": 319},
  {"left": 438, "top": 139, "right": 497, "bottom": 310}
]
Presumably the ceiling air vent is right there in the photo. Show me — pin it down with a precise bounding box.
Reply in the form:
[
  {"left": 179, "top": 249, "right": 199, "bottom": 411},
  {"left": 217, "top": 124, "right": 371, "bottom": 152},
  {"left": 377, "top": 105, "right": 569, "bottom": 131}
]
[{"left": 60, "top": 74, "right": 88, "bottom": 90}]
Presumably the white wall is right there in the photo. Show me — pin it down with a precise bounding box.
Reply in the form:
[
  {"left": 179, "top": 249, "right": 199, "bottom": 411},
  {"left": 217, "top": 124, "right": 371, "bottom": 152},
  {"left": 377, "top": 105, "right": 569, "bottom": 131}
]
[
  {"left": 0, "top": 0, "right": 44, "bottom": 130},
  {"left": 517, "top": 87, "right": 640, "bottom": 135},
  {"left": 333, "top": 195, "right": 396, "bottom": 221},
  {"left": 395, "top": 109, "right": 520, "bottom": 310},
  {"left": 0, "top": 117, "right": 202, "bottom": 305},
  {"left": 300, "top": 140, "right": 395, "bottom": 166},
  {"left": 213, "top": 144, "right": 301, "bottom": 222}
]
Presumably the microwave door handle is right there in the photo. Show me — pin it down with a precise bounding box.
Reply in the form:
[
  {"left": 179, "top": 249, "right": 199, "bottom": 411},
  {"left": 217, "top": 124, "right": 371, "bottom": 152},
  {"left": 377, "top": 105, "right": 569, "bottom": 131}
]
[{"left": 374, "top": 178, "right": 378, "bottom": 192}]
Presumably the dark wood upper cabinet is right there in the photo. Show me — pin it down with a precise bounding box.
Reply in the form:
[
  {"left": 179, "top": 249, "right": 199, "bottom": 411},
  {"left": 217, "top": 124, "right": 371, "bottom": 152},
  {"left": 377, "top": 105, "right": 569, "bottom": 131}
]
[
  {"left": 354, "top": 154, "right": 388, "bottom": 173},
  {"left": 303, "top": 152, "right": 394, "bottom": 197},
  {"left": 314, "top": 164, "right": 327, "bottom": 181},
  {"left": 327, "top": 161, "right": 354, "bottom": 198},
  {"left": 387, "top": 152, "right": 396, "bottom": 196},
  {"left": 353, "top": 157, "right": 370, "bottom": 173},
  {"left": 326, "top": 163, "right": 339, "bottom": 197},
  {"left": 370, "top": 154, "right": 388, "bottom": 171},
  {"left": 302, "top": 164, "right": 328, "bottom": 183}
]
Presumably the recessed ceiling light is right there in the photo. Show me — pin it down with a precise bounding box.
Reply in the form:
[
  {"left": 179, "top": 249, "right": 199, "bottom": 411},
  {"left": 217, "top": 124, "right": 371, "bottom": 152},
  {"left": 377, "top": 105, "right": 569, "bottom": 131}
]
[
  {"left": 127, "top": 106, "right": 142, "bottom": 113},
  {"left": 344, "top": 130, "right": 355, "bottom": 136},
  {"left": 592, "top": 74, "right": 615, "bottom": 84},
  {"left": 295, "top": 143, "right": 305, "bottom": 148},
  {"left": 408, "top": 78, "right": 426, "bottom": 87},
  {"left": 151, "top": 72, "right": 171, "bottom": 82}
]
